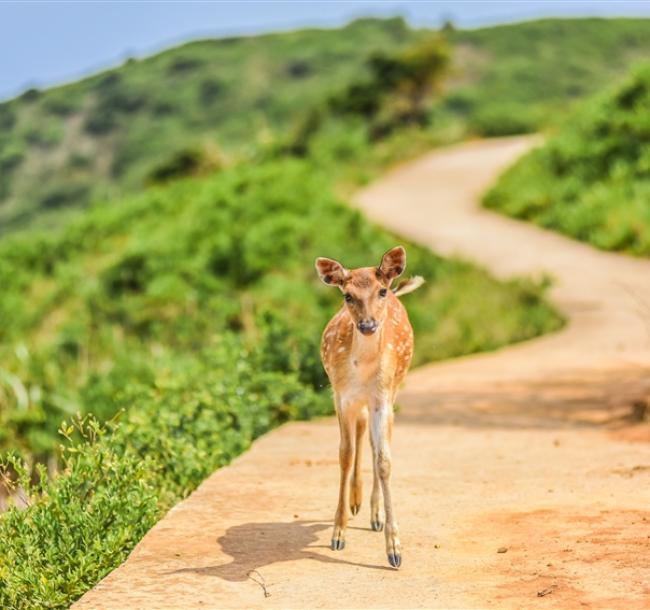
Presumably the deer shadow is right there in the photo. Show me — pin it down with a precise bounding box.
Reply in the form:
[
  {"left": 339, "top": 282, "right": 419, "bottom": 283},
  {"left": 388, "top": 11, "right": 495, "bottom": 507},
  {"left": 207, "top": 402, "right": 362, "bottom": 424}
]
[{"left": 170, "top": 519, "right": 392, "bottom": 582}]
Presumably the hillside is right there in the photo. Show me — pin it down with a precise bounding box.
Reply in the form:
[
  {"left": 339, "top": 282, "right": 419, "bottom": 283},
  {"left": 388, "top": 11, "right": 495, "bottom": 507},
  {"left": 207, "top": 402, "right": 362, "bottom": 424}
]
[
  {"left": 446, "top": 18, "right": 650, "bottom": 135},
  {"left": 484, "top": 63, "right": 650, "bottom": 256},
  {"left": 3, "top": 17, "right": 650, "bottom": 231},
  {"left": 0, "top": 18, "right": 415, "bottom": 232}
]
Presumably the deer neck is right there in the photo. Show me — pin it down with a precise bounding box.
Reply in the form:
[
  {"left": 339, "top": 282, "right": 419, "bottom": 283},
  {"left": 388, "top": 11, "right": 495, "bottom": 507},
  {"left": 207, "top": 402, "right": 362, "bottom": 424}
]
[{"left": 351, "top": 323, "right": 384, "bottom": 364}]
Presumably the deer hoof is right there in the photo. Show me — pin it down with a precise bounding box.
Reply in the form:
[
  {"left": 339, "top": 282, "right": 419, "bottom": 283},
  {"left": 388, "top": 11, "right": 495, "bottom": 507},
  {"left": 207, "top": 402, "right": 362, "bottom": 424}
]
[
  {"left": 331, "top": 537, "right": 345, "bottom": 551},
  {"left": 350, "top": 503, "right": 361, "bottom": 515},
  {"left": 371, "top": 519, "right": 384, "bottom": 532},
  {"left": 387, "top": 552, "right": 402, "bottom": 568}
]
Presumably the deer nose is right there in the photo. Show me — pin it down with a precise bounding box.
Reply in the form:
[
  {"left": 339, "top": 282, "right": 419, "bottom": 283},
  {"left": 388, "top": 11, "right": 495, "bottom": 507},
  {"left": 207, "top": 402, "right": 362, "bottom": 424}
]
[{"left": 357, "top": 319, "right": 378, "bottom": 335}]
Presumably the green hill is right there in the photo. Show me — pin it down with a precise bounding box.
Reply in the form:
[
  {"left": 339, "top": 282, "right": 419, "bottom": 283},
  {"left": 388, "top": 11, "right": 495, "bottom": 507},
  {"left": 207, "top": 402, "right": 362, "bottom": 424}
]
[
  {"left": 4, "top": 17, "right": 650, "bottom": 232},
  {"left": 484, "top": 63, "right": 650, "bottom": 256},
  {"left": 0, "top": 18, "right": 415, "bottom": 231}
]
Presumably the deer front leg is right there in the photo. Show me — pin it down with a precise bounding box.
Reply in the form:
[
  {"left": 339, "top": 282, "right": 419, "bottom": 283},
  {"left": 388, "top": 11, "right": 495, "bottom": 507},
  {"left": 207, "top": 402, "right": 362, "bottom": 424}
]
[
  {"left": 369, "top": 426, "right": 384, "bottom": 532},
  {"left": 332, "top": 411, "right": 355, "bottom": 551},
  {"left": 370, "top": 399, "right": 401, "bottom": 568},
  {"left": 350, "top": 408, "right": 367, "bottom": 516}
]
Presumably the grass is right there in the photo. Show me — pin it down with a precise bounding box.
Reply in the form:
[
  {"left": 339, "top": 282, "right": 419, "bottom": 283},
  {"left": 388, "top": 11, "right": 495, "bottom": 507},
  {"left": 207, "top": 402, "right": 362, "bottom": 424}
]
[{"left": 483, "top": 63, "right": 650, "bottom": 256}]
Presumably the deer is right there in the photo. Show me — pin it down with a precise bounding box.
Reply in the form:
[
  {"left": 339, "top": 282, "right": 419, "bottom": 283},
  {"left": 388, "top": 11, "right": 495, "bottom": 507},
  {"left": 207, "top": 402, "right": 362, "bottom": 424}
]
[{"left": 315, "top": 246, "right": 424, "bottom": 569}]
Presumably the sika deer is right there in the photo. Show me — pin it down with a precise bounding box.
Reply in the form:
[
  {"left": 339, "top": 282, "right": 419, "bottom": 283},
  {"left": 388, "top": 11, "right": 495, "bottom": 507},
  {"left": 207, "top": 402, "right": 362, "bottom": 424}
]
[{"left": 315, "top": 246, "right": 423, "bottom": 568}]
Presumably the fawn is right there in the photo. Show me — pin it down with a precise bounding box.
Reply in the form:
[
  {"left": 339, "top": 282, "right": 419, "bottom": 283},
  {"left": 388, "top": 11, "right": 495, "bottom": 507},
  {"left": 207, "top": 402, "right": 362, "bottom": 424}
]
[{"left": 315, "top": 246, "right": 423, "bottom": 568}]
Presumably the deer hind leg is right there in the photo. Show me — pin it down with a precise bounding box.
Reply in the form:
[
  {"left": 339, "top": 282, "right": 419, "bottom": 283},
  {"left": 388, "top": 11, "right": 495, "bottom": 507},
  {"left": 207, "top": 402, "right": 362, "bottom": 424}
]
[
  {"left": 332, "top": 408, "right": 356, "bottom": 551},
  {"left": 350, "top": 407, "right": 367, "bottom": 516},
  {"left": 370, "top": 398, "right": 401, "bottom": 568}
]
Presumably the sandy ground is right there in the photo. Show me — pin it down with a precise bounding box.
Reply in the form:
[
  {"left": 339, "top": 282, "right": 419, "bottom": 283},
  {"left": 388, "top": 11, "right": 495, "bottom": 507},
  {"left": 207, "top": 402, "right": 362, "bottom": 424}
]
[{"left": 74, "top": 137, "right": 650, "bottom": 610}]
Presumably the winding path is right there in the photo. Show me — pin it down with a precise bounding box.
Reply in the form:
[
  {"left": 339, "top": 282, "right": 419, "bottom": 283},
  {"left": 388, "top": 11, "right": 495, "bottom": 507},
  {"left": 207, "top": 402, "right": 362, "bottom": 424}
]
[{"left": 75, "top": 137, "right": 650, "bottom": 610}]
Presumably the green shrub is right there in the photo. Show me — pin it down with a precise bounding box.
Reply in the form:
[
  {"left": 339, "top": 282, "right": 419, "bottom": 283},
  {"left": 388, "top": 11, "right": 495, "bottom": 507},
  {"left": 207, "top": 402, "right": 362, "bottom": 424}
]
[
  {"left": 147, "top": 145, "right": 224, "bottom": 183},
  {"left": 329, "top": 35, "right": 450, "bottom": 137},
  {"left": 484, "top": 63, "right": 650, "bottom": 255},
  {"left": 0, "top": 104, "right": 16, "bottom": 130},
  {"left": 38, "top": 181, "right": 92, "bottom": 210},
  {"left": 19, "top": 88, "right": 41, "bottom": 103},
  {"left": 0, "top": 145, "right": 25, "bottom": 174},
  {"left": 0, "top": 332, "right": 330, "bottom": 609}
]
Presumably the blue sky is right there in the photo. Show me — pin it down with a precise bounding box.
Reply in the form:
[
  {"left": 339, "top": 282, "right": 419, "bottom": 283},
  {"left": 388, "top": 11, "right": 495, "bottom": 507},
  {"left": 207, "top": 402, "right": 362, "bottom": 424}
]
[{"left": 2, "top": 1, "right": 650, "bottom": 100}]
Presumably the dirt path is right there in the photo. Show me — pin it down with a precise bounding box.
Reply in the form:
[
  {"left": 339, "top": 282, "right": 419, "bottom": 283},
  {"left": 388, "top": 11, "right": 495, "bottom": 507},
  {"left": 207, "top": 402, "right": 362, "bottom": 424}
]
[{"left": 74, "top": 137, "right": 650, "bottom": 610}]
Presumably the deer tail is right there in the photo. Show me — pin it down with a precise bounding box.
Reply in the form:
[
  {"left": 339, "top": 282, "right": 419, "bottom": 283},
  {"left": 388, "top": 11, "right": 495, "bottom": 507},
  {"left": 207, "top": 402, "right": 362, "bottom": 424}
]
[{"left": 392, "top": 275, "right": 425, "bottom": 297}]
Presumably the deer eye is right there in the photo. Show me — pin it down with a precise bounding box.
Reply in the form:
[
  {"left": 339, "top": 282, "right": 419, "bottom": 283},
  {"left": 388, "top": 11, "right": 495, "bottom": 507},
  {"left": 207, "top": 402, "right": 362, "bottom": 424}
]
[
  {"left": 344, "top": 293, "right": 353, "bottom": 303},
  {"left": 379, "top": 288, "right": 388, "bottom": 298}
]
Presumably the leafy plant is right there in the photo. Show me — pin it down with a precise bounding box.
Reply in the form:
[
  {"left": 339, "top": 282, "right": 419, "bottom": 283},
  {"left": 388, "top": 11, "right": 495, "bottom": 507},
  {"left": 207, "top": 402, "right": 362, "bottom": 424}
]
[{"left": 484, "top": 63, "right": 650, "bottom": 256}]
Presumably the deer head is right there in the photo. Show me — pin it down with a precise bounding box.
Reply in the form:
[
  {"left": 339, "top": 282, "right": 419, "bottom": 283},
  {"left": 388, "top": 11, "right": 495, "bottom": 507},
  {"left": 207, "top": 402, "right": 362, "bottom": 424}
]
[{"left": 315, "top": 246, "right": 406, "bottom": 336}]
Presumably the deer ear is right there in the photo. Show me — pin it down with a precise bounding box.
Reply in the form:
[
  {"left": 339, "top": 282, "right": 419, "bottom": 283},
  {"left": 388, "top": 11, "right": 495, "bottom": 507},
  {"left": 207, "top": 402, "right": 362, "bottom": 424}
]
[
  {"left": 378, "top": 246, "right": 406, "bottom": 283},
  {"left": 315, "top": 257, "right": 349, "bottom": 287}
]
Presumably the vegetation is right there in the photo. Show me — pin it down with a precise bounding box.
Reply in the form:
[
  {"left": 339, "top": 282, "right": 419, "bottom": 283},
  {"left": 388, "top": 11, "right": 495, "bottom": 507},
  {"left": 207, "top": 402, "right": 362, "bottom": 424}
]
[
  {"left": 0, "top": 18, "right": 415, "bottom": 231},
  {"left": 0, "top": 156, "right": 562, "bottom": 608},
  {"left": 329, "top": 35, "right": 450, "bottom": 138},
  {"left": 446, "top": 18, "right": 650, "bottom": 136},
  {"left": 484, "top": 63, "right": 650, "bottom": 256},
  {"left": 0, "top": 157, "right": 561, "bottom": 462},
  {"left": 3, "top": 18, "right": 650, "bottom": 230},
  {"left": 0, "top": 15, "right": 581, "bottom": 609}
]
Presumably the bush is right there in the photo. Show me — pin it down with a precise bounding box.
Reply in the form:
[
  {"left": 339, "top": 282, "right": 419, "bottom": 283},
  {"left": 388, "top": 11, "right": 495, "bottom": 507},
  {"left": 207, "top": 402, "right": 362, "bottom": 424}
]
[
  {"left": 468, "top": 103, "right": 540, "bottom": 136},
  {"left": 38, "top": 181, "right": 91, "bottom": 210},
  {"left": 0, "top": 335, "right": 330, "bottom": 610},
  {"left": 0, "top": 145, "right": 25, "bottom": 174},
  {"left": 20, "top": 88, "right": 41, "bottom": 103},
  {"left": 199, "top": 78, "right": 224, "bottom": 105},
  {"left": 329, "top": 35, "right": 450, "bottom": 137},
  {"left": 0, "top": 105, "right": 16, "bottom": 130},
  {"left": 167, "top": 56, "right": 204, "bottom": 74},
  {"left": 147, "top": 145, "right": 224, "bottom": 184},
  {"left": 484, "top": 63, "right": 650, "bottom": 255}
]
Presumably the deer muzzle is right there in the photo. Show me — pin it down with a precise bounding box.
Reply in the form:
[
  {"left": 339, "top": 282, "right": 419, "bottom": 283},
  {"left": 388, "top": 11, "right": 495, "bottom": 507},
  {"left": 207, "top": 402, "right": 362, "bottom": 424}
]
[{"left": 357, "top": 319, "right": 378, "bottom": 335}]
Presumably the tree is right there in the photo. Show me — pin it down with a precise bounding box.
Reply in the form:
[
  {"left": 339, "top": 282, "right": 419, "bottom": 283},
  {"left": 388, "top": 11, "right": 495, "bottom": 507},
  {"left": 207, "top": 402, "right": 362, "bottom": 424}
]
[{"left": 329, "top": 35, "right": 450, "bottom": 137}]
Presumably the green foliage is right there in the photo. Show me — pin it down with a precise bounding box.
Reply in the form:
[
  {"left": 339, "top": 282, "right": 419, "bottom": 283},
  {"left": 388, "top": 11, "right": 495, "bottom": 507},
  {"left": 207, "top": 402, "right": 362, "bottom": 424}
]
[
  {"left": 147, "top": 144, "right": 225, "bottom": 184},
  {"left": 445, "top": 18, "right": 650, "bottom": 136},
  {"left": 0, "top": 418, "right": 160, "bottom": 609},
  {"left": 484, "top": 63, "right": 650, "bottom": 256},
  {"left": 0, "top": 154, "right": 561, "bottom": 607},
  {"left": 329, "top": 35, "right": 450, "bottom": 137}
]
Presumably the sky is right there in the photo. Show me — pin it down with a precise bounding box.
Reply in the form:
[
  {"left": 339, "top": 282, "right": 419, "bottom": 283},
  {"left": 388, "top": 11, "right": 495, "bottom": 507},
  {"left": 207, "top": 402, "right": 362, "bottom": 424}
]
[{"left": 2, "top": 1, "right": 650, "bottom": 100}]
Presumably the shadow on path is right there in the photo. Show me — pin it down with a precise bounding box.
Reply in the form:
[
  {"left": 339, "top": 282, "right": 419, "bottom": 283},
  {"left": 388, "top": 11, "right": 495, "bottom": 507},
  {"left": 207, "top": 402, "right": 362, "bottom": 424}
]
[
  {"left": 399, "top": 367, "right": 650, "bottom": 431},
  {"left": 170, "top": 520, "right": 392, "bottom": 583}
]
